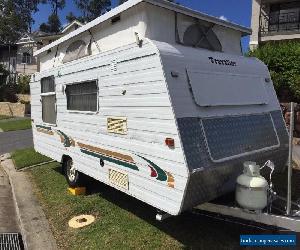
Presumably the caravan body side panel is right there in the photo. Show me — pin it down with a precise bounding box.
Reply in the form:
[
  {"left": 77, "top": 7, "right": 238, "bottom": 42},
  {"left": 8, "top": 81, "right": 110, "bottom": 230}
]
[
  {"left": 30, "top": 40, "right": 189, "bottom": 215},
  {"left": 154, "top": 41, "right": 289, "bottom": 211}
]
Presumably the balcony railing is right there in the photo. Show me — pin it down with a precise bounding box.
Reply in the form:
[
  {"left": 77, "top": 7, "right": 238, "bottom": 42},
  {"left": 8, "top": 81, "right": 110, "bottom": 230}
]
[{"left": 260, "top": 10, "right": 300, "bottom": 36}]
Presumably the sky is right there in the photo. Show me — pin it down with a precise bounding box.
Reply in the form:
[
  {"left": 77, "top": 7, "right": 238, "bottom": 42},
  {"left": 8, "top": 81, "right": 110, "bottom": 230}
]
[{"left": 32, "top": 0, "right": 252, "bottom": 52}]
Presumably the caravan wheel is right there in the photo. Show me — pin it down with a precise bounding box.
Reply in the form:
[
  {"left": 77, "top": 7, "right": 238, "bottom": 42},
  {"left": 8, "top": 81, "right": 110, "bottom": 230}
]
[{"left": 64, "top": 157, "right": 83, "bottom": 187}]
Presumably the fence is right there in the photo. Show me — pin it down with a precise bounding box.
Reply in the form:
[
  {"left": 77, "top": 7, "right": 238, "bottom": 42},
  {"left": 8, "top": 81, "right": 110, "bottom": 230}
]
[{"left": 0, "top": 102, "right": 30, "bottom": 117}]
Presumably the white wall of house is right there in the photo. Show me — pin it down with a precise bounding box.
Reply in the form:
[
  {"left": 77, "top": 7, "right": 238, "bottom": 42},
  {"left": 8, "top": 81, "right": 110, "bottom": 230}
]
[{"left": 250, "top": 0, "right": 262, "bottom": 50}]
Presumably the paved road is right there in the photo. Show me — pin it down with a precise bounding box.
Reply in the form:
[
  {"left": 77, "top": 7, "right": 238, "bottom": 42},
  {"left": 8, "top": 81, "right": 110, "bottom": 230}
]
[
  {"left": 0, "top": 167, "right": 19, "bottom": 233},
  {"left": 0, "top": 129, "right": 33, "bottom": 155}
]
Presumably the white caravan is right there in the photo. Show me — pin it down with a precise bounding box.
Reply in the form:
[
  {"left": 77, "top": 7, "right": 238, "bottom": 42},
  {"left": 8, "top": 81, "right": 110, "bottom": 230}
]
[{"left": 31, "top": 0, "right": 288, "bottom": 216}]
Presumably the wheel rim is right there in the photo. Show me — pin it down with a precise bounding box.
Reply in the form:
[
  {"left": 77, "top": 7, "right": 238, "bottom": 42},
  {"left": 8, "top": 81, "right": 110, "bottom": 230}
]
[{"left": 66, "top": 160, "right": 76, "bottom": 182}]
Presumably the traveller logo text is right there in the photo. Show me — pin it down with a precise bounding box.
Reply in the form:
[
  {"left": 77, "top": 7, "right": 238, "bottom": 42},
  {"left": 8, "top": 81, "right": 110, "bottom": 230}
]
[{"left": 208, "top": 57, "right": 237, "bottom": 66}]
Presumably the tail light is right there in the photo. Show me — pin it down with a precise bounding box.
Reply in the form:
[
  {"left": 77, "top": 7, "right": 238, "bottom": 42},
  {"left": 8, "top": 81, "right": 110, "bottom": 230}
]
[{"left": 165, "top": 138, "right": 175, "bottom": 147}]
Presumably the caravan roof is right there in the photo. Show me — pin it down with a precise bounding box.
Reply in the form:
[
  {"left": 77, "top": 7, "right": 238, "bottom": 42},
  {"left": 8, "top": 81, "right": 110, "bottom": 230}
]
[{"left": 34, "top": 0, "right": 251, "bottom": 57}]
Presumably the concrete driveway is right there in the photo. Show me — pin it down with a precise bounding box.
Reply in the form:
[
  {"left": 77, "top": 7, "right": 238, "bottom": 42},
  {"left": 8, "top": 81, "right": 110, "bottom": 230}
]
[{"left": 0, "top": 129, "right": 33, "bottom": 155}]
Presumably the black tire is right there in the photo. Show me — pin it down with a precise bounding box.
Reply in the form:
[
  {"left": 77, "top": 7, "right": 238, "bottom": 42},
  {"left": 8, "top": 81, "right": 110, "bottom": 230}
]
[{"left": 63, "top": 157, "right": 83, "bottom": 187}]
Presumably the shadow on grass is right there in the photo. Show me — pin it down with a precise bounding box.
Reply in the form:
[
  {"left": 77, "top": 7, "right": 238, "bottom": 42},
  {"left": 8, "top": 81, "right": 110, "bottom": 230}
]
[{"left": 52, "top": 166, "right": 299, "bottom": 250}]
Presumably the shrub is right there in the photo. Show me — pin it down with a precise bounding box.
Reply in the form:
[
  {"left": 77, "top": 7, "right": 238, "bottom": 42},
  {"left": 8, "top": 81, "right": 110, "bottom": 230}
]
[
  {"left": 20, "top": 99, "right": 30, "bottom": 105},
  {"left": 248, "top": 41, "right": 300, "bottom": 102},
  {"left": 1, "top": 83, "right": 18, "bottom": 102},
  {"left": 17, "top": 75, "right": 30, "bottom": 94},
  {"left": 0, "top": 64, "right": 18, "bottom": 102},
  {"left": 0, "top": 64, "right": 9, "bottom": 85}
]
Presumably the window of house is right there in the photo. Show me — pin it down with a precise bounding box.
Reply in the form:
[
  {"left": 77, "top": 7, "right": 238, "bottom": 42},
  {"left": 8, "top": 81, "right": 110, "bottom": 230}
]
[
  {"left": 41, "top": 76, "right": 56, "bottom": 124},
  {"left": 269, "top": 1, "right": 300, "bottom": 31},
  {"left": 63, "top": 40, "right": 89, "bottom": 63},
  {"left": 22, "top": 52, "right": 32, "bottom": 64},
  {"left": 65, "top": 80, "right": 98, "bottom": 112}
]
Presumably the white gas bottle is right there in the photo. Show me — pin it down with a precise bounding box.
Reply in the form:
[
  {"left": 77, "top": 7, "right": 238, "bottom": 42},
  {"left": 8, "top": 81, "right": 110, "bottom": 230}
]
[{"left": 235, "top": 161, "right": 269, "bottom": 211}]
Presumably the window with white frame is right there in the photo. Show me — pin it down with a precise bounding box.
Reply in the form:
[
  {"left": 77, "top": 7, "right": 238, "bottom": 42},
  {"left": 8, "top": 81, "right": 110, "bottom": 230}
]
[
  {"left": 65, "top": 80, "right": 98, "bottom": 112},
  {"left": 41, "top": 76, "right": 56, "bottom": 124}
]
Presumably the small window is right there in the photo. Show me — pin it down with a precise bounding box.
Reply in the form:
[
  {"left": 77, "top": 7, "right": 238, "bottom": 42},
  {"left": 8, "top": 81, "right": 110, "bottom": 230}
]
[
  {"left": 42, "top": 95, "right": 56, "bottom": 124},
  {"left": 41, "top": 76, "right": 56, "bottom": 124},
  {"left": 63, "top": 40, "right": 88, "bottom": 63},
  {"left": 22, "top": 52, "right": 32, "bottom": 64},
  {"left": 66, "top": 81, "right": 98, "bottom": 112},
  {"left": 41, "top": 76, "right": 55, "bottom": 93}
]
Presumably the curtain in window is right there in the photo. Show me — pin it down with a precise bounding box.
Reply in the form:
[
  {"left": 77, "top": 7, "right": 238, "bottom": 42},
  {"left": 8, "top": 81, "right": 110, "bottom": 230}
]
[
  {"left": 42, "top": 95, "right": 56, "bottom": 124},
  {"left": 66, "top": 81, "right": 98, "bottom": 112},
  {"left": 41, "top": 76, "right": 55, "bottom": 93}
]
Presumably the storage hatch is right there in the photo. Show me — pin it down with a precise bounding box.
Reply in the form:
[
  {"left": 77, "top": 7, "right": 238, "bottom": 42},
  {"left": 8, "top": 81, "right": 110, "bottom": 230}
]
[{"left": 187, "top": 70, "right": 268, "bottom": 107}]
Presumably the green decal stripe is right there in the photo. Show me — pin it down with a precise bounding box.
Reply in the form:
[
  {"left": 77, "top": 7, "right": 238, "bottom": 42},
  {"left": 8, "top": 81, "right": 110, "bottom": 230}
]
[
  {"left": 137, "top": 155, "right": 167, "bottom": 181},
  {"left": 80, "top": 149, "right": 139, "bottom": 171},
  {"left": 57, "top": 130, "right": 71, "bottom": 147},
  {"left": 36, "top": 125, "right": 52, "bottom": 130}
]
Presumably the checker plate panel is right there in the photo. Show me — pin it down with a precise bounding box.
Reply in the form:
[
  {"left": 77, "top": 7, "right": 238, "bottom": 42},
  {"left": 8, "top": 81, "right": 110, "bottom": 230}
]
[{"left": 201, "top": 113, "right": 279, "bottom": 161}]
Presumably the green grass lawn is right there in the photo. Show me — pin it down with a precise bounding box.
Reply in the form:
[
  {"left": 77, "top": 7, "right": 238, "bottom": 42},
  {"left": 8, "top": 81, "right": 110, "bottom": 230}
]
[
  {"left": 12, "top": 148, "right": 52, "bottom": 170},
  {"left": 0, "top": 118, "right": 31, "bottom": 131},
  {"left": 24, "top": 156, "right": 268, "bottom": 249},
  {"left": 0, "top": 115, "right": 13, "bottom": 120}
]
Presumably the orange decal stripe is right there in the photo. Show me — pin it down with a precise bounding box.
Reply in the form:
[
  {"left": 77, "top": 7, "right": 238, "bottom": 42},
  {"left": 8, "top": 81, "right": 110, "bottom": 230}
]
[
  {"left": 167, "top": 172, "right": 175, "bottom": 188},
  {"left": 37, "top": 128, "right": 54, "bottom": 135},
  {"left": 77, "top": 142, "right": 135, "bottom": 164}
]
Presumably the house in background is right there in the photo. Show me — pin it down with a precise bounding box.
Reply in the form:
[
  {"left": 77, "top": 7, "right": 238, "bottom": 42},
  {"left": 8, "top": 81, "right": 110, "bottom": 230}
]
[
  {"left": 250, "top": 0, "right": 300, "bottom": 50},
  {"left": 0, "top": 20, "right": 83, "bottom": 82}
]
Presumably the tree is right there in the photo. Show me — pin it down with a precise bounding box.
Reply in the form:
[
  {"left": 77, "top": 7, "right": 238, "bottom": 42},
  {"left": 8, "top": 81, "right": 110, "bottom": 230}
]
[
  {"left": 39, "top": 0, "right": 65, "bottom": 33},
  {"left": 39, "top": 23, "right": 50, "bottom": 33},
  {"left": 48, "top": 13, "right": 61, "bottom": 33},
  {"left": 66, "top": 12, "right": 77, "bottom": 23},
  {"left": 118, "top": 0, "right": 176, "bottom": 4},
  {"left": 75, "top": 0, "right": 111, "bottom": 23},
  {"left": 248, "top": 41, "right": 300, "bottom": 102},
  {"left": 0, "top": 0, "right": 41, "bottom": 44},
  {"left": 39, "top": 13, "right": 61, "bottom": 33},
  {"left": 47, "top": 0, "right": 65, "bottom": 15}
]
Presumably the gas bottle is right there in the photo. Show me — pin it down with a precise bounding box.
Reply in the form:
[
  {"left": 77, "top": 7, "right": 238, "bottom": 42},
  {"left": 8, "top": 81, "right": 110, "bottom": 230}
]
[{"left": 235, "top": 161, "right": 268, "bottom": 211}]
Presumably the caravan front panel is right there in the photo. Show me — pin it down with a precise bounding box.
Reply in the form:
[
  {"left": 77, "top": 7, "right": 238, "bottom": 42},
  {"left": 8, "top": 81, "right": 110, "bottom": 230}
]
[{"left": 155, "top": 41, "right": 289, "bottom": 210}]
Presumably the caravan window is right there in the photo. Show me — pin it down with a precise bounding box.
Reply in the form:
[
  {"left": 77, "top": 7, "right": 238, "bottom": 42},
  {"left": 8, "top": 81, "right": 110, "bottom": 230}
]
[
  {"left": 41, "top": 76, "right": 56, "bottom": 124},
  {"left": 41, "top": 76, "right": 55, "bottom": 93},
  {"left": 66, "top": 81, "right": 98, "bottom": 112}
]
